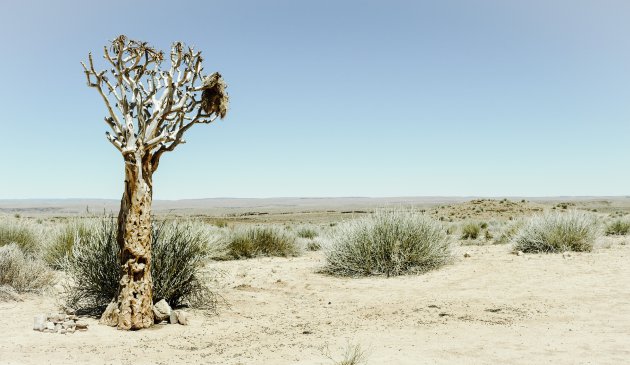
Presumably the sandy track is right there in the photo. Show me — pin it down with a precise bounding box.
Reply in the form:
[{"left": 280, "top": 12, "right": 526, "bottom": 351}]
[{"left": 1, "top": 240, "right": 629, "bottom": 365}]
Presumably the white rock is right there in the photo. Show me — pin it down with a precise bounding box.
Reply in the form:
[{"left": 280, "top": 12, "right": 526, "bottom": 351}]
[
  {"left": 100, "top": 302, "right": 119, "bottom": 327},
  {"left": 46, "top": 322, "right": 55, "bottom": 331},
  {"left": 169, "top": 310, "right": 178, "bottom": 324},
  {"left": 176, "top": 311, "right": 189, "bottom": 325},
  {"left": 516, "top": 251, "right": 524, "bottom": 256},
  {"left": 33, "top": 314, "right": 47, "bottom": 331},
  {"left": 152, "top": 299, "right": 172, "bottom": 323}
]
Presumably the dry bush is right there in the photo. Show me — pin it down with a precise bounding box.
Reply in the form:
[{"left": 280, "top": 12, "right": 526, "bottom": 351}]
[
  {"left": 223, "top": 225, "right": 300, "bottom": 259},
  {"left": 605, "top": 218, "right": 630, "bottom": 236},
  {"left": 0, "top": 218, "right": 40, "bottom": 255},
  {"left": 0, "top": 243, "right": 54, "bottom": 294},
  {"left": 62, "top": 218, "right": 222, "bottom": 314},
  {"left": 512, "top": 211, "right": 600, "bottom": 253},
  {"left": 323, "top": 210, "right": 452, "bottom": 277}
]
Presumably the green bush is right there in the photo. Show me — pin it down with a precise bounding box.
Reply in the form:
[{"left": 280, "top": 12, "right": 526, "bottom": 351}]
[
  {"left": 512, "top": 211, "right": 600, "bottom": 253},
  {"left": 605, "top": 219, "right": 630, "bottom": 236},
  {"left": 0, "top": 219, "right": 39, "bottom": 255},
  {"left": 223, "top": 226, "right": 300, "bottom": 259},
  {"left": 62, "top": 218, "right": 220, "bottom": 314},
  {"left": 45, "top": 219, "right": 96, "bottom": 269},
  {"left": 460, "top": 222, "right": 480, "bottom": 240},
  {"left": 323, "top": 210, "right": 451, "bottom": 277},
  {"left": 0, "top": 243, "right": 54, "bottom": 293},
  {"left": 296, "top": 225, "right": 319, "bottom": 239}
]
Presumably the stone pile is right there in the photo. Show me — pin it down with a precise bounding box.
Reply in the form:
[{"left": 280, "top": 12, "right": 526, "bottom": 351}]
[
  {"left": 153, "top": 299, "right": 189, "bottom": 325},
  {"left": 33, "top": 313, "right": 88, "bottom": 334}
]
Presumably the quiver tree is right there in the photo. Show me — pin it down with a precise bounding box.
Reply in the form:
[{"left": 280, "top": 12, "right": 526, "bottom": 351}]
[{"left": 81, "top": 35, "right": 228, "bottom": 330}]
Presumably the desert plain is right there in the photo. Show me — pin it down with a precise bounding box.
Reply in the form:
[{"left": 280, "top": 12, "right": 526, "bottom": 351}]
[{"left": 0, "top": 197, "right": 629, "bottom": 365}]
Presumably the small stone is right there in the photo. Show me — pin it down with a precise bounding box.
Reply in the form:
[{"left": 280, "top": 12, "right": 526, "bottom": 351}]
[
  {"left": 62, "top": 320, "right": 75, "bottom": 329},
  {"left": 59, "top": 329, "right": 67, "bottom": 334},
  {"left": 68, "top": 315, "right": 78, "bottom": 321},
  {"left": 516, "top": 251, "right": 524, "bottom": 256},
  {"left": 67, "top": 327, "right": 76, "bottom": 334},
  {"left": 54, "top": 324, "right": 62, "bottom": 333},
  {"left": 63, "top": 307, "right": 76, "bottom": 315},
  {"left": 100, "top": 302, "right": 119, "bottom": 327},
  {"left": 75, "top": 321, "right": 88, "bottom": 330},
  {"left": 176, "top": 311, "right": 189, "bottom": 326},
  {"left": 169, "top": 311, "right": 178, "bottom": 325},
  {"left": 463, "top": 252, "right": 471, "bottom": 258},
  {"left": 46, "top": 322, "right": 55, "bottom": 331},
  {"left": 33, "top": 314, "right": 46, "bottom": 331},
  {"left": 152, "top": 299, "right": 172, "bottom": 323}
]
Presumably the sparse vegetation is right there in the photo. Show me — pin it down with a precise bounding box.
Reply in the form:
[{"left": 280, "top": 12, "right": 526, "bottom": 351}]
[
  {"left": 605, "top": 218, "right": 630, "bottom": 236},
  {"left": 223, "top": 225, "right": 300, "bottom": 259},
  {"left": 0, "top": 243, "right": 54, "bottom": 294},
  {"left": 512, "top": 211, "right": 600, "bottom": 253},
  {"left": 323, "top": 210, "right": 451, "bottom": 277},
  {"left": 62, "top": 218, "right": 221, "bottom": 314}
]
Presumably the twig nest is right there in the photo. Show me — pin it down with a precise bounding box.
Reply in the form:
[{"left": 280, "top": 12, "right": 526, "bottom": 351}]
[{"left": 200, "top": 72, "right": 229, "bottom": 119}]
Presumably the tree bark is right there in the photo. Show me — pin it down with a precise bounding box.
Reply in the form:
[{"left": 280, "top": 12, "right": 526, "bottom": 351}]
[{"left": 112, "top": 153, "right": 155, "bottom": 330}]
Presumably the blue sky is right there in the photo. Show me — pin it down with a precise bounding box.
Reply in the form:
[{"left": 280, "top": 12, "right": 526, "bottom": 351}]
[{"left": 0, "top": 0, "right": 629, "bottom": 199}]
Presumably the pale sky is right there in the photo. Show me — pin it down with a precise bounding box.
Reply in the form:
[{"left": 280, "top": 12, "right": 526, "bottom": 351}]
[{"left": 0, "top": 0, "right": 628, "bottom": 199}]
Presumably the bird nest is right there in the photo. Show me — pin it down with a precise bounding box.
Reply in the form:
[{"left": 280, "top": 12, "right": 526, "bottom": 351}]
[{"left": 200, "top": 73, "right": 229, "bottom": 119}]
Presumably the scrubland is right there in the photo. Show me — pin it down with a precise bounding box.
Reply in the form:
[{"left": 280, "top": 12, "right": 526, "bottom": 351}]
[{"left": 0, "top": 198, "right": 629, "bottom": 365}]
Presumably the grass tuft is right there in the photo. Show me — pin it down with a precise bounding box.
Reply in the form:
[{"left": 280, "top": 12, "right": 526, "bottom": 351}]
[
  {"left": 0, "top": 219, "right": 40, "bottom": 255},
  {"left": 460, "top": 222, "right": 481, "bottom": 240},
  {"left": 323, "top": 210, "right": 451, "bottom": 277},
  {"left": 605, "top": 218, "right": 630, "bottom": 236},
  {"left": 512, "top": 211, "right": 600, "bottom": 253},
  {"left": 0, "top": 243, "right": 54, "bottom": 294},
  {"left": 223, "top": 225, "right": 300, "bottom": 259}
]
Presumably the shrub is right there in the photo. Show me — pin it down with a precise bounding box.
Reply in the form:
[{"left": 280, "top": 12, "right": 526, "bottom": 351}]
[
  {"left": 0, "top": 243, "right": 54, "bottom": 293},
  {"left": 62, "top": 218, "right": 220, "bottom": 314},
  {"left": 223, "top": 225, "right": 300, "bottom": 259},
  {"left": 296, "top": 225, "right": 319, "bottom": 239},
  {"left": 460, "top": 222, "right": 480, "bottom": 240},
  {"left": 605, "top": 219, "right": 630, "bottom": 236},
  {"left": 323, "top": 210, "right": 451, "bottom": 277},
  {"left": 512, "top": 211, "right": 600, "bottom": 253},
  {"left": 0, "top": 219, "right": 39, "bottom": 255},
  {"left": 45, "top": 219, "right": 96, "bottom": 269},
  {"left": 493, "top": 220, "right": 523, "bottom": 245}
]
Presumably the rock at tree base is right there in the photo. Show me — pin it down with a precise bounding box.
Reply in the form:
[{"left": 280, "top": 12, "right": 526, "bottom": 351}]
[
  {"left": 152, "top": 299, "right": 172, "bottom": 323},
  {"left": 176, "top": 310, "right": 189, "bottom": 325},
  {"left": 169, "top": 310, "right": 178, "bottom": 324},
  {"left": 100, "top": 302, "right": 119, "bottom": 327}
]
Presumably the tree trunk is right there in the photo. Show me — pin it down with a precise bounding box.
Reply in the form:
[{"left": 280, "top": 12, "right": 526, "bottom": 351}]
[{"left": 108, "top": 153, "right": 155, "bottom": 330}]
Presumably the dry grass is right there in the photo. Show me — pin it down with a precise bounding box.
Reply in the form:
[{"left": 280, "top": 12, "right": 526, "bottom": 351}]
[
  {"left": 222, "top": 225, "right": 300, "bottom": 259},
  {"left": 0, "top": 243, "right": 54, "bottom": 294},
  {"left": 323, "top": 209, "right": 452, "bottom": 277},
  {"left": 512, "top": 211, "right": 600, "bottom": 253},
  {"left": 0, "top": 218, "right": 40, "bottom": 255}
]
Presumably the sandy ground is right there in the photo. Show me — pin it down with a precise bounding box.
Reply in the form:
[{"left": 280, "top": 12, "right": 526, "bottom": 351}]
[{"left": 1, "top": 239, "right": 629, "bottom": 365}]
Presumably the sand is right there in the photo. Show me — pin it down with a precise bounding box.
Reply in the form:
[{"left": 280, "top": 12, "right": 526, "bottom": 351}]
[{"left": 1, "top": 239, "right": 629, "bottom": 365}]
